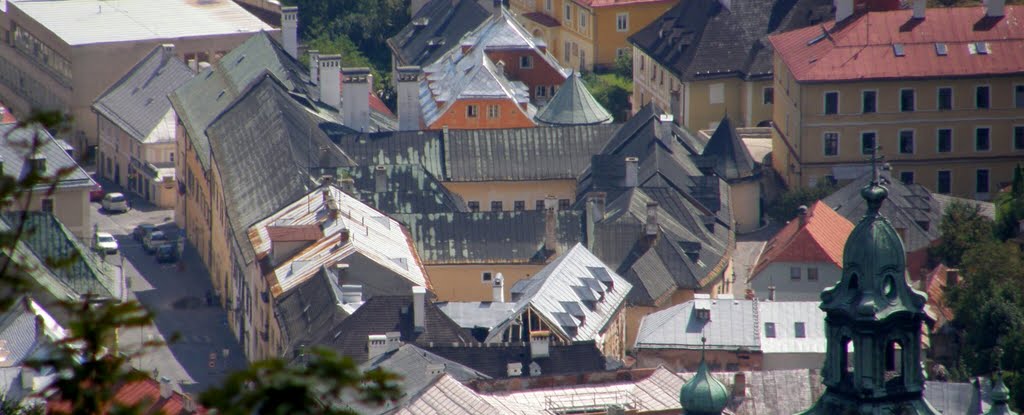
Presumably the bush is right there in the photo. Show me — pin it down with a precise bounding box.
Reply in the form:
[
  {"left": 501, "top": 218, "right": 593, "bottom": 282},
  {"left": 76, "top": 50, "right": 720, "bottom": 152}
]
[
  {"left": 765, "top": 182, "right": 839, "bottom": 223},
  {"left": 582, "top": 73, "right": 632, "bottom": 122}
]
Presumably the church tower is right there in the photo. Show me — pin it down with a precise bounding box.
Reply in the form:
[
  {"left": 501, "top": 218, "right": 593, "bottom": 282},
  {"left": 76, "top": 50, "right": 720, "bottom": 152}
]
[{"left": 797, "top": 173, "right": 939, "bottom": 414}]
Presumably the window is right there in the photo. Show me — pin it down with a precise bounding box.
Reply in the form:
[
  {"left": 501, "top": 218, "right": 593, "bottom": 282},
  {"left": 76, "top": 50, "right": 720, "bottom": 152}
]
[
  {"left": 491, "top": 201, "right": 503, "bottom": 211},
  {"left": 861, "top": 132, "right": 877, "bottom": 155},
  {"left": 514, "top": 200, "right": 525, "bottom": 211},
  {"left": 794, "top": 322, "right": 806, "bottom": 338},
  {"left": 709, "top": 83, "right": 724, "bottom": 104},
  {"left": 976, "top": 127, "right": 990, "bottom": 151},
  {"left": 1016, "top": 85, "right": 1024, "bottom": 108},
  {"left": 564, "top": 41, "right": 571, "bottom": 61},
  {"left": 40, "top": 198, "right": 53, "bottom": 213},
  {"left": 580, "top": 12, "right": 587, "bottom": 29},
  {"left": 900, "top": 171, "right": 915, "bottom": 185},
  {"left": 564, "top": 3, "right": 572, "bottom": 22},
  {"left": 937, "top": 170, "right": 951, "bottom": 194},
  {"left": 937, "top": 128, "right": 952, "bottom": 153},
  {"left": 764, "top": 323, "right": 776, "bottom": 338},
  {"left": 823, "top": 132, "right": 839, "bottom": 156},
  {"left": 616, "top": 13, "right": 628, "bottom": 32},
  {"left": 807, "top": 267, "right": 819, "bottom": 281},
  {"left": 549, "top": 85, "right": 556, "bottom": 96},
  {"left": 545, "top": 0, "right": 552, "bottom": 12},
  {"left": 862, "top": 90, "right": 877, "bottom": 113},
  {"left": 487, "top": 105, "right": 500, "bottom": 119},
  {"left": 900, "top": 89, "right": 915, "bottom": 112},
  {"left": 763, "top": 87, "right": 774, "bottom": 105},
  {"left": 899, "top": 130, "right": 915, "bottom": 154},
  {"left": 558, "top": 199, "right": 571, "bottom": 210},
  {"left": 482, "top": 272, "right": 493, "bottom": 282},
  {"left": 468, "top": 201, "right": 480, "bottom": 212},
  {"left": 615, "top": 48, "right": 628, "bottom": 58},
  {"left": 824, "top": 91, "right": 839, "bottom": 114},
  {"left": 977, "top": 169, "right": 990, "bottom": 193},
  {"left": 467, "top": 105, "right": 479, "bottom": 118},
  {"left": 169, "top": 152, "right": 174, "bottom": 163},
  {"left": 976, "top": 86, "right": 990, "bottom": 109},
  {"left": 536, "top": 200, "right": 545, "bottom": 210},
  {"left": 938, "top": 87, "right": 953, "bottom": 110},
  {"left": 536, "top": 85, "right": 547, "bottom": 97},
  {"left": 1015, "top": 126, "right": 1024, "bottom": 150},
  {"left": 519, "top": 55, "right": 533, "bottom": 69},
  {"left": 790, "top": 267, "right": 801, "bottom": 280}
]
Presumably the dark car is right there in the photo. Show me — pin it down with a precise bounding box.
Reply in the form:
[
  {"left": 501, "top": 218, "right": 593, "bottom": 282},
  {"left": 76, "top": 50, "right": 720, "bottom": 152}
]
[
  {"left": 133, "top": 223, "right": 157, "bottom": 242},
  {"left": 143, "top": 231, "right": 170, "bottom": 253},
  {"left": 155, "top": 244, "right": 178, "bottom": 263}
]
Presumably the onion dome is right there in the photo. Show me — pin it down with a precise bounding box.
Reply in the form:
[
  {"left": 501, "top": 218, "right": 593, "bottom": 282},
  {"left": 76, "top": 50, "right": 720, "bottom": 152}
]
[{"left": 680, "top": 337, "right": 729, "bottom": 415}]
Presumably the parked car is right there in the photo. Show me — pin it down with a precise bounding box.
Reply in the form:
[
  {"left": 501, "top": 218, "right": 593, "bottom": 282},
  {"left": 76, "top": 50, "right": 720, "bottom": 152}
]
[
  {"left": 93, "top": 232, "right": 118, "bottom": 255},
  {"left": 133, "top": 223, "right": 157, "bottom": 242},
  {"left": 101, "top": 192, "right": 129, "bottom": 213},
  {"left": 155, "top": 244, "right": 178, "bottom": 263},
  {"left": 143, "top": 230, "right": 170, "bottom": 253},
  {"left": 89, "top": 183, "right": 104, "bottom": 202}
]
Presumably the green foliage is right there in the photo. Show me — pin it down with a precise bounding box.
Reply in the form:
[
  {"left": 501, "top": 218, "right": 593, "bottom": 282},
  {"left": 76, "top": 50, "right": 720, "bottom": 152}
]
[
  {"left": 283, "top": 0, "right": 409, "bottom": 72},
  {"left": 613, "top": 50, "right": 632, "bottom": 79},
  {"left": 995, "top": 164, "right": 1024, "bottom": 240},
  {"left": 582, "top": 73, "right": 632, "bottom": 122},
  {"left": 929, "top": 200, "right": 995, "bottom": 267},
  {"left": 200, "top": 347, "right": 401, "bottom": 415},
  {"left": 765, "top": 181, "right": 839, "bottom": 223},
  {"left": 300, "top": 34, "right": 395, "bottom": 107}
]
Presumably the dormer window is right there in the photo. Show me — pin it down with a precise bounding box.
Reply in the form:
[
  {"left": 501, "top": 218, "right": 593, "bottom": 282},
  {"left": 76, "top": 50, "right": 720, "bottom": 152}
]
[{"left": 697, "top": 309, "right": 710, "bottom": 320}]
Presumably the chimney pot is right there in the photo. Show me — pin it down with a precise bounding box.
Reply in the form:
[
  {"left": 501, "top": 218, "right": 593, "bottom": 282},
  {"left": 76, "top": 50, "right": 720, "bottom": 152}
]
[
  {"left": 768, "top": 286, "right": 776, "bottom": 301},
  {"left": 396, "top": 66, "right": 423, "bottom": 131},
  {"left": 318, "top": 55, "right": 342, "bottom": 109},
  {"left": 159, "top": 376, "right": 173, "bottom": 399},
  {"left": 412, "top": 286, "right": 426, "bottom": 332},
  {"left": 342, "top": 67, "right": 373, "bottom": 132},
  {"left": 374, "top": 165, "right": 387, "bottom": 193},
  {"left": 281, "top": 6, "right": 299, "bottom": 59},
  {"left": 492, "top": 273, "right": 505, "bottom": 302},
  {"left": 624, "top": 157, "right": 639, "bottom": 187},
  {"left": 309, "top": 50, "right": 320, "bottom": 85},
  {"left": 367, "top": 334, "right": 388, "bottom": 359},
  {"left": 797, "top": 205, "right": 808, "bottom": 227}
]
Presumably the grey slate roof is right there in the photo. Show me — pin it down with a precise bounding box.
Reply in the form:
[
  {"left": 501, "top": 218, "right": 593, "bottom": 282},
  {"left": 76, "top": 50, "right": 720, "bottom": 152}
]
[
  {"left": 0, "top": 302, "right": 42, "bottom": 369},
  {"left": 628, "top": 0, "right": 832, "bottom": 81},
  {"left": 822, "top": 171, "right": 941, "bottom": 253},
  {"left": 340, "top": 164, "right": 466, "bottom": 215},
  {"left": 700, "top": 115, "right": 758, "bottom": 181},
  {"left": 311, "top": 294, "right": 474, "bottom": 363},
  {"left": 534, "top": 72, "right": 613, "bottom": 126},
  {"left": 92, "top": 44, "right": 193, "bottom": 143},
  {"left": 392, "top": 211, "right": 583, "bottom": 265},
  {"left": 0, "top": 124, "right": 94, "bottom": 192},
  {"left": 386, "top": 0, "right": 491, "bottom": 68},
  {"left": 358, "top": 344, "right": 490, "bottom": 415},
  {"left": 437, "top": 301, "right": 517, "bottom": 333},
  {"left": 274, "top": 268, "right": 351, "bottom": 357},
  {"left": 332, "top": 131, "right": 446, "bottom": 178},
  {"left": 206, "top": 73, "right": 354, "bottom": 264},
  {"left": 424, "top": 341, "right": 607, "bottom": 379}
]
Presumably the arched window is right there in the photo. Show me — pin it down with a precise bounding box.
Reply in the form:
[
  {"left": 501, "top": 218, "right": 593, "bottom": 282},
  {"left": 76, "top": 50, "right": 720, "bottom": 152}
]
[
  {"left": 841, "top": 337, "right": 854, "bottom": 380},
  {"left": 885, "top": 340, "right": 904, "bottom": 381}
]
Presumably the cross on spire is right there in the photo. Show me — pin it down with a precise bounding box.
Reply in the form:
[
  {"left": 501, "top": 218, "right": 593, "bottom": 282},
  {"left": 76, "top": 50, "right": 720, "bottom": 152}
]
[{"left": 865, "top": 145, "right": 885, "bottom": 185}]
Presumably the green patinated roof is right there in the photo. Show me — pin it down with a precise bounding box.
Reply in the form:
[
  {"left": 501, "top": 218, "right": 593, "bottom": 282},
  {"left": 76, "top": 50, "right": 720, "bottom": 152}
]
[
  {"left": 680, "top": 355, "right": 729, "bottom": 414},
  {"left": 987, "top": 374, "right": 1017, "bottom": 415},
  {"left": 534, "top": 72, "right": 613, "bottom": 126}
]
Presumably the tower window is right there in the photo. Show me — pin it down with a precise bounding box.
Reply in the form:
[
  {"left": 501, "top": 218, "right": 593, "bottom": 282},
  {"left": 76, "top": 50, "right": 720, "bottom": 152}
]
[
  {"left": 794, "top": 322, "right": 806, "bottom": 338},
  {"left": 764, "top": 322, "right": 776, "bottom": 338}
]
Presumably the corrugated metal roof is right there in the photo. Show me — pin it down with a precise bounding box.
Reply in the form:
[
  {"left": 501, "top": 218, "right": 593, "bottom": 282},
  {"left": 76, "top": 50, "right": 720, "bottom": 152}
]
[
  {"left": 387, "top": 0, "right": 491, "bottom": 67},
  {"left": 437, "top": 301, "right": 517, "bottom": 330},
  {"left": 0, "top": 124, "right": 94, "bottom": 191},
  {"left": 634, "top": 297, "right": 758, "bottom": 351},
  {"left": 11, "top": 0, "right": 272, "bottom": 46},
  {"left": 758, "top": 301, "right": 826, "bottom": 354}
]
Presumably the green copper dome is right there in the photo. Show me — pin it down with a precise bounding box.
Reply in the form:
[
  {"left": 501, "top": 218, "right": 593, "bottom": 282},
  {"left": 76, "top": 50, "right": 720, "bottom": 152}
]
[
  {"left": 680, "top": 359, "right": 729, "bottom": 414},
  {"left": 987, "top": 373, "right": 1017, "bottom": 415}
]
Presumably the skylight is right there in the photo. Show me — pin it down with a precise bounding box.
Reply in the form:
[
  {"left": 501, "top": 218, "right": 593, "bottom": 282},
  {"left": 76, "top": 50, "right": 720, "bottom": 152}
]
[
  {"left": 892, "top": 43, "right": 905, "bottom": 57},
  {"left": 935, "top": 43, "right": 948, "bottom": 56},
  {"left": 806, "top": 32, "right": 827, "bottom": 46},
  {"left": 976, "top": 42, "right": 989, "bottom": 55}
]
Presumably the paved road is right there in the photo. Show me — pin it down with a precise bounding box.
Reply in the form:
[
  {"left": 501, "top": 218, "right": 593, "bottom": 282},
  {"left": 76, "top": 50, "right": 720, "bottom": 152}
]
[{"left": 89, "top": 181, "right": 245, "bottom": 395}]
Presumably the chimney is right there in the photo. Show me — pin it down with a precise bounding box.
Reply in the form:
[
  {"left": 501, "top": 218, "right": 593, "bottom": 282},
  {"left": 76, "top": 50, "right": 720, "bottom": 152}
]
[
  {"left": 530, "top": 331, "right": 550, "bottom": 358},
  {"left": 159, "top": 376, "right": 173, "bottom": 399},
  {"left": 160, "top": 44, "right": 175, "bottom": 66},
  {"left": 492, "top": 0, "right": 503, "bottom": 16},
  {"left": 768, "top": 286, "right": 776, "bottom": 301},
  {"left": 339, "top": 228, "right": 351, "bottom": 244},
  {"left": 340, "top": 176, "right": 356, "bottom": 195},
  {"left": 912, "top": 0, "right": 925, "bottom": 19},
  {"left": 368, "top": 334, "right": 388, "bottom": 359},
  {"left": 544, "top": 196, "right": 558, "bottom": 253},
  {"left": 733, "top": 373, "right": 747, "bottom": 397},
  {"left": 340, "top": 284, "right": 362, "bottom": 304},
  {"left": 385, "top": 331, "right": 401, "bottom": 353},
  {"left": 507, "top": 362, "right": 523, "bottom": 377},
  {"left": 587, "top": 192, "right": 606, "bottom": 222},
  {"left": 318, "top": 55, "right": 342, "bottom": 109},
  {"left": 188, "top": 58, "right": 198, "bottom": 73},
  {"left": 645, "top": 202, "right": 659, "bottom": 236},
  {"left": 342, "top": 67, "right": 372, "bottom": 132},
  {"left": 426, "top": 363, "right": 445, "bottom": 377},
  {"left": 412, "top": 286, "right": 426, "bottom": 332},
  {"left": 529, "top": 361, "right": 542, "bottom": 376},
  {"left": 309, "top": 50, "right": 320, "bottom": 85},
  {"left": 396, "top": 66, "right": 423, "bottom": 131},
  {"left": 657, "top": 114, "right": 674, "bottom": 141},
  {"left": 34, "top": 315, "right": 46, "bottom": 343},
  {"left": 374, "top": 165, "right": 387, "bottom": 192},
  {"left": 624, "top": 157, "right": 638, "bottom": 187},
  {"left": 281, "top": 6, "right": 299, "bottom": 59},
  {"left": 986, "top": 0, "right": 1004, "bottom": 17},
  {"left": 492, "top": 273, "right": 505, "bottom": 302},
  {"left": 946, "top": 268, "right": 959, "bottom": 286},
  {"left": 835, "top": 0, "right": 854, "bottom": 22},
  {"left": 797, "top": 205, "right": 809, "bottom": 228},
  {"left": 495, "top": 60, "right": 506, "bottom": 77},
  {"left": 183, "top": 395, "right": 198, "bottom": 413}
]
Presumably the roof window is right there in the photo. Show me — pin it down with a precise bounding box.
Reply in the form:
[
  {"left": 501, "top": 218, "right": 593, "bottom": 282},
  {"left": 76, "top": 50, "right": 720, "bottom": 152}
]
[
  {"left": 935, "top": 43, "right": 948, "bottom": 56},
  {"left": 892, "top": 43, "right": 905, "bottom": 57},
  {"left": 806, "top": 32, "right": 827, "bottom": 46},
  {"left": 976, "top": 42, "right": 989, "bottom": 55}
]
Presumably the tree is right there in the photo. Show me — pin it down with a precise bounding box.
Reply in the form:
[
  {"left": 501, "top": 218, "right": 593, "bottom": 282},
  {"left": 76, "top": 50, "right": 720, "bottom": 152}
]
[
  {"left": 283, "top": 0, "right": 409, "bottom": 72},
  {"left": 995, "top": 163, "right": 1024, "bottom": 240},
  {"left": 613, "top": 49, "right": 632, "bottom": 79},
  {"left": 929, "top": 200, "right": 995, "bottom": 267},
  {"left": 582, "top": 72, "right": 632, "bottom": 122},
  {"left": 765, "top": 181, "right": 839, "bottom": 223}
]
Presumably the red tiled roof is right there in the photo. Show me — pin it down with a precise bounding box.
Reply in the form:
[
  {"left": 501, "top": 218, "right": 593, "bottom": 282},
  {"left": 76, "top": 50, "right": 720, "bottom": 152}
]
[
  {"left": 0, "top": 102, "right": 16, "bottom": 124},
  {"left": 48, "top": 378, "right": 205, "bottom": 415},
  {"left": 923, "top": 263, "right": 955, "bottom": 325},
  {"left": 769, "top": 5, "right": 1024, "bottom": 82},
  {"left": 267, "top": 224, "right": 323, "bottom": 242},
  {"left": 578, "top": 0, "right": 676, "bottom": 8},
  {"left": 523, "top": 12, "right": 560, "bottom": 27},
  {"left": 749, "top": 201, "right": 854, "bottom": 280}
]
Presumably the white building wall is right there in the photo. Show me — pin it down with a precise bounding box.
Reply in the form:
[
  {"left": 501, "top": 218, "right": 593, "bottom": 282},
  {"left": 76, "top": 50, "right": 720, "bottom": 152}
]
[{"left": 748, "top": 262, "right": 841, "bottom": 302}]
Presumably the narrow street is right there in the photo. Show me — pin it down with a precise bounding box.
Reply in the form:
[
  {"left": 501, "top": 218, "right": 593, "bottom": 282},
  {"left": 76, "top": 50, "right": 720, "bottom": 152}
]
[{"left": 89, "top": 179, "right": 245, "bottom": 395}]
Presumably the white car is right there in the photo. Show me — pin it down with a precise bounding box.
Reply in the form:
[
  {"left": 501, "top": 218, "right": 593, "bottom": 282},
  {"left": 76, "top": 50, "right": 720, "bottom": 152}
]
[
  {"left": 93, "top": 232, "right": 118, "bottom": 255},
  {"left": 101, "top": 192, "right": 129, "bottom": 213}
]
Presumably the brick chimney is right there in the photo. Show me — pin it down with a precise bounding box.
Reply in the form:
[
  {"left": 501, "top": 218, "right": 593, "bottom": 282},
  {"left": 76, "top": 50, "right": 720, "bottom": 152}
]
[
  {"left": 318, "top": 55, "right": 342, "bottom": 109},
  {"left": 308, "top": 50, "right": 320, "bottom": 85},
  {"left": 342, "top": 67, "right": 372, "bottom": 132},
  {"left": 396, "top": 66, "right": 423, "bottom": 131},
  {"left": 281, "top": 6, "right": 299, "bottom": 59}
]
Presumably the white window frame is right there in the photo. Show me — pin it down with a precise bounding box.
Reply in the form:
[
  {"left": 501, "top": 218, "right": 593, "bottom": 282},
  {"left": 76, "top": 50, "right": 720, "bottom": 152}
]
[
  {"left": 564, "top": 3, "right": 572, "bottom": 22},
  {"left": 520, "top": 55, "right": 533, "bottom": 69},
  {"left": 467, "top": 104, "right": 479, "bottom": 118},
  {"left": 536, "top": 85, "right": 547, "bottom": 97},
  {"left": 616, "top": 12, "right": 629, "bottom": 32},
  {"left": 937, "top": 86, "right": 954, "bottom": 110},
  {"left": 487, "top": 104, "right": 500, "bottom": 119},
  {"left": 898, "top": 129, "right": 915, "bottom": 154},
  {"left": 823, "top": 131, "right": 840, "bottom": 157},
  {"left": 975, "top": 126, "right": 992, "bottom": 152},
  {"left": 823, "top": 90, "right": 840, "bottom": 115},
  {"left": 709, "top": 83, "right": 724, "bottom": 104},
  {"left": 936, "top": 127, "right": 954, "bottom": 153},
  {"left": 545, "top": 0, "right": 552, "bottom": 12},
  {"left": 899, "top": 88, "right": 916, "bottom": 112}
]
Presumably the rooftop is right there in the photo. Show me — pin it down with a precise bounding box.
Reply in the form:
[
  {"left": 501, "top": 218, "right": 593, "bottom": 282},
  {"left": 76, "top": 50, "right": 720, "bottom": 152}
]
[
  {"left": 534, "top": 72, "right": 613, "bottom": 126},
  {"left": 749, "top": 200, "right": 854, "bottom": 280},
  {"left": 9, "top": 0, "right": 272, "bottom": 46},
  {"left": 387, "top": 0, "right": 492, "bottom": 67},
  {"left": 770, "top": 5, "right": 1024, "bottom": 82},
  {"left": 0, "top": 124, "right": 94, "bottom": 192}
]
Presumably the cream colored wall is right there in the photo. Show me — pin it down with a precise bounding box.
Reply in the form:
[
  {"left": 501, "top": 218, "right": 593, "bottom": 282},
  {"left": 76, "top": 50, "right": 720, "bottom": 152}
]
[
  {"left": 730, "top": 180, "right": 760, "bottom": 233},
  {"left": 771, "top": 55, "right": 803, "bottom": 186},
  {"left": 593, "top": 1, "right": 675, "bottom": 69},
  {"left": 441, "top": 179, "right": 577, "bottom": 212},
  {"left": 631, "top": 48, "right": 675, "bottom": 118},
  {"left": 11, "top": 188, "right": 90, "bottom": 238},
  {"left": 426, "top": 264, "right": 545, "bottom": 302},
  {"left": 178, "top": 129, "right": 214, "bottom": 277}
]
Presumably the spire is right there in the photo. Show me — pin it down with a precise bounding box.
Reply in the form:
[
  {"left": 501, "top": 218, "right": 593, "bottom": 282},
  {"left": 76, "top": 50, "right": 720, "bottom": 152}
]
[
  {"left": 534, "top": 71, "right": 613, "bottom": 126},
  {"left": 987, "top": 371, "right": 1017, "bottom": 415},
  {"left": 680, "top": 336, "right": 729, "bottom": 415}
]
